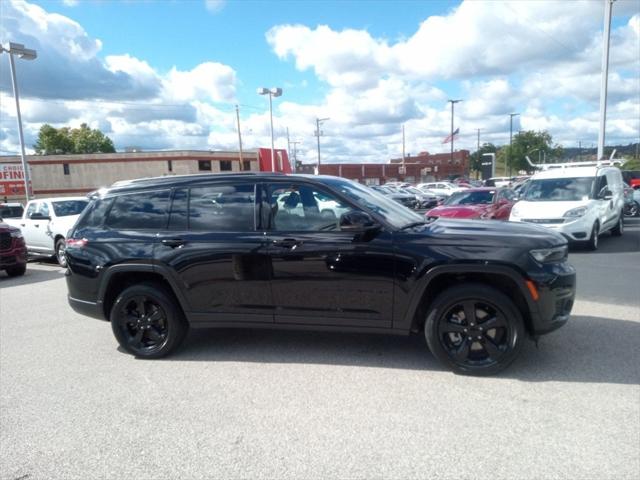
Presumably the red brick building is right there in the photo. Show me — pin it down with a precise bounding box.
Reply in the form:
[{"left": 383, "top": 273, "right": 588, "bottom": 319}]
[{"left": 318, "top": 150, "right": 470, "bottom": 185}]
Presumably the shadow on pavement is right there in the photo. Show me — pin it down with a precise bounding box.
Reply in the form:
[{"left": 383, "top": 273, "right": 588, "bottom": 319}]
[
  {"left": 163, "top": 314, "right": 639, "bottom": 385},
  {"left": 0, "top": 263, "right": 64, "bottom": 286}
]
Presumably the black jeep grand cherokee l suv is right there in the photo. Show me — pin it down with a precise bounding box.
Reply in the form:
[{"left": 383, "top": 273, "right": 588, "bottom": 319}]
[{"left": 66, "top": 173, "right": 575, "bottom": 375}]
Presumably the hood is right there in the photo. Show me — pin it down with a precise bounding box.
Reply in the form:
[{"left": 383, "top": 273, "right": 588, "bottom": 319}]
[
  {"left": 511, "top": 200, "right": 590, "bottom": 219},
  {"left": 427, "top": 204, "right": 489, "bottom": 218}
]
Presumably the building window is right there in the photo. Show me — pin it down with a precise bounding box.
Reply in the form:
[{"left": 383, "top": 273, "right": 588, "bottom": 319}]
[
  {"left": 63, "top": 163, "right": 70, "bottom": 175},
  {"left": 198, "top": 160, "right": 212, "bottom": 171},
  {"left": 243, "top": 160, "right": 251, "bottom": 171},
  {"left": 168, "top": 160, "right": 173, "bottom": 172},
  {"left": 220, "top": 160, "right": 232, "bottom": 171}
]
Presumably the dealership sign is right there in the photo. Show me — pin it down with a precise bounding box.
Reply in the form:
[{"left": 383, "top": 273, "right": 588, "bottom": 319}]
[{"left": 0, "top": 164, "right": 28, "bottom": 197}]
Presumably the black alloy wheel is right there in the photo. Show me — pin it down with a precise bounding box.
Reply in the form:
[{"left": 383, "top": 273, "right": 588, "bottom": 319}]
[
  {"left": 425, "top": 284, "right": 525, "bottom": 375},
  {"left": 110, "top": 282, "right": 188, "bottom": 358}
]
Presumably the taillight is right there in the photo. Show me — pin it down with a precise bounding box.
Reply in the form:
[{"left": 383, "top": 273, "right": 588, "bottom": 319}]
[{"left": 66, "top": 238, "right": 88, "bottom": 247}]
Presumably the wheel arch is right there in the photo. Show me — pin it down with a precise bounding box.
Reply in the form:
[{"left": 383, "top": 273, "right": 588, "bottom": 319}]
[{"left": 406, "top": 264, "right": 536, "bottom": 336}]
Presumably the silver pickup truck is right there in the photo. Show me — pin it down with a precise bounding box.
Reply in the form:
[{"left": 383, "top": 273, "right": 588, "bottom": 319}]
[{"left": 3, "top": 196, "right": 89, "bottom": 266}]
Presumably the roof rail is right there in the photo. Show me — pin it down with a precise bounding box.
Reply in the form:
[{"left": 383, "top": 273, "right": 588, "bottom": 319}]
[{"left": 525, "top": 156, "right": 625, "bottom": 171}]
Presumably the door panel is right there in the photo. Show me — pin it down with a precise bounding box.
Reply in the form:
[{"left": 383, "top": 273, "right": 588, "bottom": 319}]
[
  {"left": 265, "top": 182, "right": 395, "bottom": 327},
  {"left": 156, "top": 184, "right": 273, "bottom": 322}
]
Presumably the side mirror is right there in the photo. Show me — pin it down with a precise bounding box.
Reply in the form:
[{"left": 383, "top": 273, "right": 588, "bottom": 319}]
[
  {"left": 598, "top": 188, "right": 613, "bottom": 200},
  {"left": 30, "top": 212, "right": 51, "bottom": 220},
  {"left": 339, "top": 211, "right": 379, "bottom": 232}
]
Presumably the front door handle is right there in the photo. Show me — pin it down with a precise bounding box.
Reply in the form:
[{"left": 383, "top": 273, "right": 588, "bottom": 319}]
[
  {"left": 161, "top": 238, "right": 185, "bottom": 248},
  {"left": 272, "top": 238, "right": 302, "bottom": 249}
]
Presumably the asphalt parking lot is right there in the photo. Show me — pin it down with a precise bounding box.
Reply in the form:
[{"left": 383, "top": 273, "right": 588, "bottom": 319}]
[{"left": 1, "top": 219, "right": 639, "bottom": 480}]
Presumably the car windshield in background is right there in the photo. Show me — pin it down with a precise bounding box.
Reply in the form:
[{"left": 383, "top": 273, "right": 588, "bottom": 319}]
[
  {"left": 522, "top": 178, "right": 594, "bottom": 202},
  {"left": 444, "top": 191, "right": 494, "bottom": 205},
  {"left": 52, "top": 200, "right": 89, "bottom": 217},
  {"left": 326, "top": 178, "right": 423, "bottom": 229},
  {"left": 0, "top": 205, "right": 24, "bottom": 218}
]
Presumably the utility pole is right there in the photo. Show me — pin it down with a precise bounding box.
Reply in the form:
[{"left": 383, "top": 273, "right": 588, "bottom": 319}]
[
  {"left": 448, "top": 99, "right": 461, "bottom": 165},
  {"left": 286, "top": 127, "right": 291, "bottom": 172},
  {"left": 315, "top": 117, "right": 329, "bottom": 175},
  {"left": 597, "top": 0, "right": 615, "bottom": 161},
  {"left": 290, "top": 141, "right": 301, "bottom": 173},
  {"left": 476, "top": 128, "right": 481, "bottom": 179},
  {"left": 235, "top": 104, "right": 244, "bottom": 170}
]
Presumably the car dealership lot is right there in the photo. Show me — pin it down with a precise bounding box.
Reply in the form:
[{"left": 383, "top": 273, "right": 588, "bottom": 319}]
[{"left": 1, "top": 220, "right": 639, "bottom": 479}]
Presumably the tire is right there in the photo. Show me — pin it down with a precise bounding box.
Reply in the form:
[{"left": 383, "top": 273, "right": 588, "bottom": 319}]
[
  {"left": 110, "top": 282, "right": 189, "bottom": 359},
  {"left": 611, "top": 212, "right": 624, "bottom": 237},
  {"left": 624, "top": 201, "right": 639, "bottom": 218},
  {"left": 55, "top": 237, "right": 67, "bottom": 267},
  {"left": 5, "top": 264, "right": 26, "bottom": 277},
  {"left": 424, "top": 283, "right": 525, "bottom": 376},
  {"left": 587, "top": 223, "right": 599, "bottom": 251}
]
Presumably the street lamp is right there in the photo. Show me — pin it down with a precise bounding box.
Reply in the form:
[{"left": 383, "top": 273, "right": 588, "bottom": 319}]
[
  {"left": 1, "top": 42, "right": 37, "bottom": 201},
  {"left": 315, "top": 117, "right": 329, "bottom": 175},
  {"left": 448, "top": 99, "right": 462, "bottom": 165},
  {"left": 508, "top": 113, "right": 520, "bottom": 177},
  {"left": 257, "top": 87, "right": 283, "bottom": 172}
]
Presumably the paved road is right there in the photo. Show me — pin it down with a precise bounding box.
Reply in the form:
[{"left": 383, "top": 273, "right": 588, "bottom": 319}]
[{"left": 1, "top": 219, "right": 639, "bottom": 479}]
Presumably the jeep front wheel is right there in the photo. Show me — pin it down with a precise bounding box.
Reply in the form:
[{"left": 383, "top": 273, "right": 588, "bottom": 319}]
[
  {"left": 424, "top": 283, "right": 525, "bottom": 375},
  {"left": 110, "top": 282, "right": 188, "bottom": 358}
]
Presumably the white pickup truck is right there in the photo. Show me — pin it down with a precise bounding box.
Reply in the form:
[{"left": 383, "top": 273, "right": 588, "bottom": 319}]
[{"left": 3, "top": 196, "right": 89, "bottom": 266}]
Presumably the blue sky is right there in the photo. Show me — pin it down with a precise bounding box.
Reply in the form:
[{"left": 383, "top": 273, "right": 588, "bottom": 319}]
[{"left": 1, "top": 0, "right": 639, "bottom": 162}]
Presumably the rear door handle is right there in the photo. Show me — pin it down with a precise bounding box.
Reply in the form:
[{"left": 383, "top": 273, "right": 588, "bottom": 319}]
[
  {"left": 161, "top": 238, "right": 185, "bottom": 248},
  {"left": 272, "top": 238, "right": 302, "bottom": 249}
]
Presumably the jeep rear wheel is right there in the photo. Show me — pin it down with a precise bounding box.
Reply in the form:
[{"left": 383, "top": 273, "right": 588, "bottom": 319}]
[
  {"left": 424, "top": 283, "right": 525, "bottom": 375},
  {"left": 110, "top": 282, "right": 188, "bottom": 358}
]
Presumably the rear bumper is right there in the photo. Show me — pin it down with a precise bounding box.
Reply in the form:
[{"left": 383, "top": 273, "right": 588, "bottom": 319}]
[
  {"left": 68, "top": 295, "right": 106, "bottom": 321},
  {"left": 529, "top": 263, "right": 576, "bottom": 336}
]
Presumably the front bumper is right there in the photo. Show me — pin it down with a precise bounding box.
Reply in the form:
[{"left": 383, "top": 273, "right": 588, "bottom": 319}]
[
  {"left": 513, "top": 216, "right": 593, "bottom": 242},
  {"left": 68, "top": 295, "right": 106, "bottom": 321},
  {"left": 528, "top": 261, "right": 576, "bottom": 336}
]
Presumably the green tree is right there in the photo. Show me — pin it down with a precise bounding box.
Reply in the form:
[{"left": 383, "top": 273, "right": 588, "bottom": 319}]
[
  {"left": 34, "top": 123, "right": 115, "bottom": 154},
  {"left": 496, "top": 130, "right": 563, "bottom": 175}
]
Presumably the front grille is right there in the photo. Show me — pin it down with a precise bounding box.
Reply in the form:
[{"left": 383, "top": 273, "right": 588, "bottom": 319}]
[
  {"left": 0, "top": 232, "right": 11, "bottom": 251},
  {"left": 522, "top": 218, "right": 565, "bottom": 224}
]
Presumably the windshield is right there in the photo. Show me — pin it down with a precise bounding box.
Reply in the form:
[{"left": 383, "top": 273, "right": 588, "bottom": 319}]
[
  {"left": 0, "top": 205, "right": 23, "bottom": 218},
  {"left": 324, "top": 178, "right": 423, "bottom": 229},
  {"left": 52, "top": 200, "right": 89, "bottom": 217},
  {"left": 522, "top": 178, "right": 594, "bottom": 202},
  {"left": 444, "top": 190, "right": 494, "bottom": 205}
]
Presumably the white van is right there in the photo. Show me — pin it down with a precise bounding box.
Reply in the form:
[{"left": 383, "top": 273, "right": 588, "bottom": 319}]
[{"left": 509, "top": 165, "right": 624, "bottom": 250}]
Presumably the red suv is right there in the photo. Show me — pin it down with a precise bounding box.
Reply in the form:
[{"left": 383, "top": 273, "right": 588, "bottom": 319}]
[{"left": 0, "top": 220, "right": 27, "bottom": 277}]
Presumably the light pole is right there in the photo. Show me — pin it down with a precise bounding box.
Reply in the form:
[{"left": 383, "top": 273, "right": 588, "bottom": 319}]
[
  {"left": 597, "top": 0, "right": 615, "bottom": 161},
  {"left": 1, "top": 42, "right": 37, "bottom": 201},
  {"left": 315, "top": 117, "right": 329, "bottom": 175},
  {"left": 509, "top": 113, "right": 520, "bottom": 177},
  {"left": 257, "top": 87, "right": 282, "bottom": 171},
  {"left": 448, "top": 99, "right": 461, "bottom": 165}
]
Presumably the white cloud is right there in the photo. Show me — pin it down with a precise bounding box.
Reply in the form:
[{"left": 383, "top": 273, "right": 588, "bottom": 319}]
[{"left": 204, "top": 0, "right": 225, "bottom": 14}]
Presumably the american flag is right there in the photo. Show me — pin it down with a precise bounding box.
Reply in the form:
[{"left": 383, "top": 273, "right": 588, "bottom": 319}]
[{"left": 442, "top": 127, "right": 459, "bottom": 144}]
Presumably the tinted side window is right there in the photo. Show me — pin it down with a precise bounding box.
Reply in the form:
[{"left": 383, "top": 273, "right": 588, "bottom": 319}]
[
  {"left": 168, "top": 188, "right": 188, "bottom": 230},
  {"left": 25, "top": 203, "right": 37, "bottom": 218},
  {"left": 189, "top": 184, "right": 256, "bottom": 231},
  {"left": 75, "top": 197, "right": 114, "bottom": 230},
  {"left": 106, "top": 190, "right": 170, "bottom": 230},
  {"left": 39, "top": 202, "right": 50, "bottom": 216}
]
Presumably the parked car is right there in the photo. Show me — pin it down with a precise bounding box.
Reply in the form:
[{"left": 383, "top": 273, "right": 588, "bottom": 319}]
[
  {"left": 623, "top": 184, "right": 639, "bottom": 217},
  {"left": 65, "top": 172, "right": 575, "bottom": 376},
  {"left": 402, "top": 186, "right": 441, "bottom": 209},
  {"left": 621, "top": 170, "right": 640, "bottom": 189},
  {"left": 371, "top": 185, "right": 418, "bottom": 209},
  {"left": 0, "top": 220, "right": 27, "bottom": 277},
  {"left": 0, "top": 202, "right": 24, "bottom": 219},
  {"left": 3, "top": 196, "right": 89, "bottom": 266},
  {"left": 510, "top": 165, "right": 625, "bottom": 250},
  {"left": 425, "top": 188, "right": 517, "bottom": 221},
  {"left": 484, "top": 177, "right": 511, "bottom": 188},
  {"left": 416, "top": 182, "right": 466, "bottom": 197}
]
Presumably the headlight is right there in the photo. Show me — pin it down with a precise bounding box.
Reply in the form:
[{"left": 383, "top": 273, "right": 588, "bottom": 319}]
[
  {"left": 9, "top": 230, "right": 23, "bottom": 238},
  {"left": 530, "top": 245, "right": 568, "bottom": 263},
  {"left": 564, "top": 206, "right": 587, "bottom": 218}
]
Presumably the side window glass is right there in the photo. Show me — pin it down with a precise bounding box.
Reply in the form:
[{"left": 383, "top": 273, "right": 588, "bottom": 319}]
[
  {"left": 26, "top": 203, "right": 37, "bottom": 218},
  {"left": 75, "top": 198, "right": 114, "bottom": 230},
  {"left": 188, "top": 184, "right": 255, "bottom": 231},
  {"left": 269, "top": 184, "right": 353, "bottom": 231},
  {"left": 106, "top": 190, "right": 169, "bottom": 230},
  {"left": 168, "top": 188, "right": 188, "bottom": 230},
  {"left": 39, "top": 203, "right": 50, "bottom": 216},
  {"left": 597, "top": 175, "right": 609, "bottom": 195}
]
